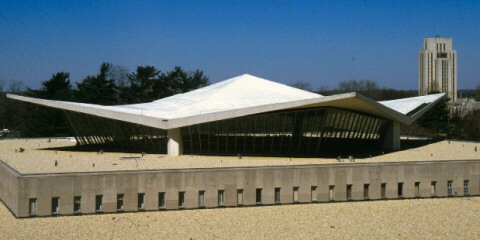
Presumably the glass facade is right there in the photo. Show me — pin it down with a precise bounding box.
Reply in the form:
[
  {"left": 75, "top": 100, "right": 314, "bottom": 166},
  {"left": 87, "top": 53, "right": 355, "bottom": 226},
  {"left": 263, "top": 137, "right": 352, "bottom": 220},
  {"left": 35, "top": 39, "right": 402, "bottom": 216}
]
[
  {"left": 63, "top": 110, "right": 168, "bottom": 153},
  {"left": 62, "top": 107, "right": 389, "bottom": 156},
  {"left": 181, "top": 107, "right": 389, "bottom": 156}
]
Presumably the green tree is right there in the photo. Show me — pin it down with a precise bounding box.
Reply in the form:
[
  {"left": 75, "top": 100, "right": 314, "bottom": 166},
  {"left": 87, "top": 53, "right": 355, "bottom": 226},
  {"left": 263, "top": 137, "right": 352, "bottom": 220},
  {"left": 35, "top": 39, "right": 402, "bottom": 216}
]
[
  {"left": 153, "top": 66, "right": 209, "bottom": 99},
  {"left": 475, "top": 84, "right": 480, "bottom": 102},
  {"left": 416, "top": 94, "right": 450, "bottom": 135},
  {"left": 23, "top": 72, "right": 74, "bottom": 137},
  {"left": 123, "top": 65, "right": 161, "bottom": 103},
  {"left": 76, "top": 62, "right": 118, "bottom": 105}
]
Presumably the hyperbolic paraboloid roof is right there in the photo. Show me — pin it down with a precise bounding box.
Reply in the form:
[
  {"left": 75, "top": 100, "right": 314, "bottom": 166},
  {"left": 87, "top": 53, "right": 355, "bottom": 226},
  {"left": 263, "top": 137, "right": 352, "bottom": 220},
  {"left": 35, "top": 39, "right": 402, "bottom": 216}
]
[{"left": 7, "top": 74, "right": 444, "bottom": 129}]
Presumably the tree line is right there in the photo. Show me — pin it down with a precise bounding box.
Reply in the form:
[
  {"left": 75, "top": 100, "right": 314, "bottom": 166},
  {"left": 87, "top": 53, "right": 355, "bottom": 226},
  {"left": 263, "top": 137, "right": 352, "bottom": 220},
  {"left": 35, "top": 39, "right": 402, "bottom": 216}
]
[
  {"left": 0, "top": 62, "right": 208, "bottom": 137},
  {"left": 1, "top": 72, "right": 479, "bottom": 140}
]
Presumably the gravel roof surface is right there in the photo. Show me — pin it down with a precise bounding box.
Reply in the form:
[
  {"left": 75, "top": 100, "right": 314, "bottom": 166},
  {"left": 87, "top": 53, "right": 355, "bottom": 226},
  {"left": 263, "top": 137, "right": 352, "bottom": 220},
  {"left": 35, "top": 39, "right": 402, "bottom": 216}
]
[
  {"left": 0, "top": 138, "right": 479, "bottom": 174},
  {"left": 1, "top": 197, "right": 479, "bottom": 239}
]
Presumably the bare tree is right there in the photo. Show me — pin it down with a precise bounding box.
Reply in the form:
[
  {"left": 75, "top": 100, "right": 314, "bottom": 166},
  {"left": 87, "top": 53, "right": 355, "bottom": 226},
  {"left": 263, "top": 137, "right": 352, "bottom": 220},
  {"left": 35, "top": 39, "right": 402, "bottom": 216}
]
[
  {"left": 0, "top": 79, "right": 4, "bottom": 93},
  {"left": 108, "top": 65, "right": 130, "bottom": 88},
  {"left": 338, "top": 79, "right": 379, "bottom": 99},
  {"left": 288, "top": 81, "right": 313, "bottom": 92},
  {"left": 8, "top": 79, "right": 24, "bottom": 93}
]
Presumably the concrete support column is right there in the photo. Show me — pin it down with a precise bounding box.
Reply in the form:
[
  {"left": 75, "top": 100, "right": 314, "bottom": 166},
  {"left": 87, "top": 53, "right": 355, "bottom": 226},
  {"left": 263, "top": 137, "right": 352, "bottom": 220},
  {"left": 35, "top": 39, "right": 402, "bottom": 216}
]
[
  {"left": 382, "top": 121, "right": 400, "bottom": 151},
  {"left": 167, "top": 128, "right": 183, "bottom": 156}
]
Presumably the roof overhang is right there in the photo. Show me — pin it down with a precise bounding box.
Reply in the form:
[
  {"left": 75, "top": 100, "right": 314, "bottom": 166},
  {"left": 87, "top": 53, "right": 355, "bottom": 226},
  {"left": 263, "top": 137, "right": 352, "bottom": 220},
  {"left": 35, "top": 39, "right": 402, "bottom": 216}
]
[{"left": 7, "top": 92, "right": 444, "bottom": 129}]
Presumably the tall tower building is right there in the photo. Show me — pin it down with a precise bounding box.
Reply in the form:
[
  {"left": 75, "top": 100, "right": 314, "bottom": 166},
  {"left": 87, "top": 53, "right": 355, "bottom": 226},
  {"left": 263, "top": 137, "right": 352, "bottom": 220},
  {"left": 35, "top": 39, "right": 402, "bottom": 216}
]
[{"left": 418, "top": 36, "right": 457, "bottom": 102}]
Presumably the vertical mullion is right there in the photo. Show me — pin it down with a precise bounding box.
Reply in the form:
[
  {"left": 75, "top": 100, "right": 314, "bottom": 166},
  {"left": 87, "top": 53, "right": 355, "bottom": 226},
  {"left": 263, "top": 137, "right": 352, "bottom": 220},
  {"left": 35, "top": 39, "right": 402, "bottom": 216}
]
[
  {"left": 288, "top": 112, "right": 297, "bottom": 152},
  {"left": 270, "top": 114, "right": 276, "bottom": 153}
]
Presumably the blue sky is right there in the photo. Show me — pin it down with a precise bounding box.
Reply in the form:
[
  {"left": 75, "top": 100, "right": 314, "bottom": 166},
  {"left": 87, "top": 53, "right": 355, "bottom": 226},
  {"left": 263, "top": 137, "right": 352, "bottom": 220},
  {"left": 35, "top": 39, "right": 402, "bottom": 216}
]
[{"left": 1, "top": 0, "right": 479, "bottom": 90}]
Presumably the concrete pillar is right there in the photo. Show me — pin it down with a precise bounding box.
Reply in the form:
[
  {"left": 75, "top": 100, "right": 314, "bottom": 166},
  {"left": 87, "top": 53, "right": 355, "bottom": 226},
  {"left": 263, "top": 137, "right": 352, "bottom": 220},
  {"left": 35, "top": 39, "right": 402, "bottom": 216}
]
[
  {"left": 382, "top": 121, "right": 400, "bottom": 151},
  {"left": 167, "top": 128, "right": 183, "bottom": 156}
]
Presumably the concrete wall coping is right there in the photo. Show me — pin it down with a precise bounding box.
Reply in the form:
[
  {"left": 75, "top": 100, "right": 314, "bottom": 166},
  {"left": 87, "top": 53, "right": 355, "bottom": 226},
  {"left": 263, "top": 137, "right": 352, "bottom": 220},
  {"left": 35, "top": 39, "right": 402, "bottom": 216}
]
[{"left": 2, "top": 159, "right": 479, "bottom": 178}]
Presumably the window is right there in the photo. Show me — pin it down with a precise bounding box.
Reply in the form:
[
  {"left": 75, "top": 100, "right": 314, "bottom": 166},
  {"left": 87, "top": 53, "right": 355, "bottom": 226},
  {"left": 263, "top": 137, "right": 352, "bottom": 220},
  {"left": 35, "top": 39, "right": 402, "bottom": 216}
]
[
  {"left": 179, "top": 192, "right": 185, "bottom": 208},
  {"left": 198, "top": 191, "right": 205, "bottom": 208},
  {"left": 293, "top": 187, "right": 299, "bottom": 203},
  {"left": 398, "top": 183, "right": 404, "bottom": 198},
  {"left": 158, "top": 192, "right": 165, "bottom": 209},
  {"left": 311, "top": 186, "right": 317, "bottom": 202},
  {"left": 138, "top": 193, "right": 145, "bottom": 210},
  {"left": 74, "top": 196, "right": 81, "bottom": 214},
  {"left": 52, "top": 197, "right": 59, "bottom": 215},
  {"left": 237, "top": 189, "right": 244, "bottom": 206},
  {"left": 415, "top": 182, "right": 420, "bottom": 198},
  {"left": 274, "top": 188, "right": 281, "bottom": 204},
  {"left": 431, "top": 181, "right": 437, "bottom": 196},
  {"left": 381, "top": 183, "right": 387, "bottom": 199},
  {"left": 256, "top": 188, "right": 262, "bottom": 204},
  {"left": 29, "top": 198, "right": 37, "bottom": 216},
  {"left": 117, "top": 194, "right": 124, "bottom": 211},
  {"left": 447, "top": 181, "right": 453, "bottom": 196},
  {"left": 364, "top": 184, "right": 370, "bottom": 199},
  {"left": 95, "top": 195, "right": 103, "bottom": 212},
  {"left": 464, "top": 180, "right": 469, "bottom": 195},
  {"left": 329, "top": 185, "right": 335, "bottom": 201},
  {"left": 346, "top": 185, "right": 352, "bottom": 200},
  {"left": 218, "top": 190, "right": 225, "bottom": 206}
]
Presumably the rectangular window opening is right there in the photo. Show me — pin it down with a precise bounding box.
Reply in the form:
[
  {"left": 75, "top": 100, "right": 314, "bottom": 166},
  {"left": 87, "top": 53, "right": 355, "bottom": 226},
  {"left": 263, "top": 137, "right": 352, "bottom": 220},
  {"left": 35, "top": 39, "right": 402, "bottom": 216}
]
[
  {"left": 431, "top": 181, "right": 437, "bottom": 196},
  {"left": 158, "top": 192, "right": 165, "bottom": 209},
  {"left": 256, "top": 188, "right": 263, "bottom": 205},
  {"left": 329, "top": 185, "right": 335, "bottom": 201},
  {"left": 29, "top": 198, "right": 37, "bottom": 216},
  {"left": 74, "top": 196, "right": 81, "bottom": 214},
  {"left": 293, "top": 187, "right": 299, "bottom": 203},
  {"left": 381, "top": 183, "right": 387, "bottom": 199},
  {"left": 218, "top": 190, "right": 225, "bottom": 206},
  {"left": 364, "top": 184, "right": 370, "bottom": 199},
  {"left": 311, "top": 186, "right": 317, "bottom": 202},
  {"left": 398, "top": 183, "right": 404, "bottom": 198},
  {"left": 415, "top": 182, "right": 420, "bottom": 198},
  {"left": 95, "top": 195, "right": 103, "bottom": 212},
  {"left": 274, "top": 187, "right": 281, "bottom": 204},
  {"left": 51, "top": 197, "right": 59, "bottom": 215},
  {"left": 464, "top": 180, "right": 469, "bottom": 196},
  {"left": 447, "top": 181, "right": 453, "bottom": 197},
  {"left": 179, "top": 192, "right": 185, "bottom": 208},
  {"left": 198, "top": 191, "right": 205, "bottom": 208},
  {"left": 237, "top": 189, "right": 244, "bottom": 206},
  {"left": 346, "top": 185, "right": 352, "bottom": 200},
  {"left": 138, "top": 193, "right": 145, "bottom": 211},
  {"left": 117, "top": 194, "right": 124, "bottom": 211}
]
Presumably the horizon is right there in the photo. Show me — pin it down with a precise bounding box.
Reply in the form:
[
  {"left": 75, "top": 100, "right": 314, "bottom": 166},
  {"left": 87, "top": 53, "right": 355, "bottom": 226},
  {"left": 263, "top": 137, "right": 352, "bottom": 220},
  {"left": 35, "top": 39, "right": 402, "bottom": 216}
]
[{"left": 1, "top": 0, "right": 479, "bottom": 90}]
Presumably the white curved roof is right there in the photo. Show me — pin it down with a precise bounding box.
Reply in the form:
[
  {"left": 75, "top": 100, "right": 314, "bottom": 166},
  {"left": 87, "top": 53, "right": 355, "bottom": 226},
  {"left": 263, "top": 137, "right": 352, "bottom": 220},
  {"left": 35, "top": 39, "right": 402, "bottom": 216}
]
[
  {"left": 379, "top": 93, "right": 444, "bottom": 115},
  {"left": 7, "top": 74, "right": 444, "bottom": 129},
  {"left": 115, "top": 74, "right": 322, "bottom": 119}
]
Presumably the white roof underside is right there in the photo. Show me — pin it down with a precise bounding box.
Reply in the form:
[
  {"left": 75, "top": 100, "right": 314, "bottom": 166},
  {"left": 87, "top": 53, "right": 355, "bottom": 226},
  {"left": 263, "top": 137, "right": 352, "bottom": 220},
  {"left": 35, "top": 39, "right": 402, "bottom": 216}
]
[
  {"left": 7, "top": 74, "right": 444, "bottom": 129},
  {"left": 379, "top": 94, "right": 444, "bottom": 115}
]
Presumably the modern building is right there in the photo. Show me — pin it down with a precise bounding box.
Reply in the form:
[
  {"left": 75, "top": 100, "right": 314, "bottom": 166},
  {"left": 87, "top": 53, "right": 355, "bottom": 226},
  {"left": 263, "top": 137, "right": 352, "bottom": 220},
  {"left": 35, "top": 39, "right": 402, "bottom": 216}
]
[
  {"left": 419, "top": 36, "right": 457, "bottom": 102},
  {"left": 3, "top": 74, "right": 473, "bottom": 219},
  {"left": 8, "top": 74, "right": 444, "bottom": 156}
]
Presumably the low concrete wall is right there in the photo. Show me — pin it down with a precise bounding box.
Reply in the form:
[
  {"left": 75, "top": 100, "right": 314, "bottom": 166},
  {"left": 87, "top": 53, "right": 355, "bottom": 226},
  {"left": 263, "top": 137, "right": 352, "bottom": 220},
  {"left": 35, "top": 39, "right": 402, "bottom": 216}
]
[
  {"left": 1, "top": 159, "right": 480, "bottom": 218},
  {"left": 0, "top": 161, "right": 20, "bottom": 216}
]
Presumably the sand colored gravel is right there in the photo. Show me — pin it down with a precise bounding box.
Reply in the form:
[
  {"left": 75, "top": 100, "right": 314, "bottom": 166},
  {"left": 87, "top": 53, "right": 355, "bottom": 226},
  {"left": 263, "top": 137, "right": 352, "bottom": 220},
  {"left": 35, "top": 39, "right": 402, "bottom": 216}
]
[
  {"left": 0, "top": 197, "right": 479, "bottom": 239},
  {"left": 0, "top": 138, "right": 479, "bottom": 174}
]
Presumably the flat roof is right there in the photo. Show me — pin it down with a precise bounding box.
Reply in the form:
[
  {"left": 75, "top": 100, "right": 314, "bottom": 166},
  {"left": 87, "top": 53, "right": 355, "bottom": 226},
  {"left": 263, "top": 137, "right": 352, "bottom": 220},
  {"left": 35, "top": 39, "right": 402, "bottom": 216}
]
[{"left": 1, "top": 138, "right": 478, "bottom": 174}]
